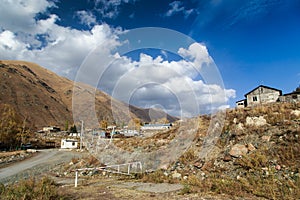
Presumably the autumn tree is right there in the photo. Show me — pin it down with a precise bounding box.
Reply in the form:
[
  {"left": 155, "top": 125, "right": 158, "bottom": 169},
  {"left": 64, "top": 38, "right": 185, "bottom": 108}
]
[
  {"left": 0, "top": 104, "right": 22, "bottom": 149},
  {"left": 128, "top": 118, "right": 141, "bottom": 131},
  {"left": 100, "top": 120, "right": 108, "bottom": 129}
]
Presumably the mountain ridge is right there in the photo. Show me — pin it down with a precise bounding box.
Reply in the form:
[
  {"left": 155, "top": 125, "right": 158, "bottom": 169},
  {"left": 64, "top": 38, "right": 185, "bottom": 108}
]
[{"left": 0, "top": 60, "right": 177, "bottom": 130}]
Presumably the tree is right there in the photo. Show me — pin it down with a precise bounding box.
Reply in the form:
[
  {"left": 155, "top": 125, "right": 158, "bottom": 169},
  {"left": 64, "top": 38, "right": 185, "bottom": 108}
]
[
  {"left": 64, "top": 120, "right": 69, "bottom": 131},
  {"left": 128, "top": 118, "right": 141, "bottom": 131},
  {"left": 100, "top": 120, "right": 108, "bottom": 129},
  {"left": 0, "top": 104, "right": 22, "bottom": 150},
  {"left": 69, "top": 124, "right": 77, "bottom": 133}
]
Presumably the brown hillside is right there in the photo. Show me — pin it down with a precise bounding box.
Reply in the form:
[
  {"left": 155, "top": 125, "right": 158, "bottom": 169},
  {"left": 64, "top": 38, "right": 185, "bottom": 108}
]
[{"left": 0, "top": 60, "right": 177, "bottom": 130}]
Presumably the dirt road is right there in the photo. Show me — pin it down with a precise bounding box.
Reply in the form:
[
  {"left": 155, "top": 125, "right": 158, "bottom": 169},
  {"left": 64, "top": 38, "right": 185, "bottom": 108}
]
[{"left": 0, "top": 149, "right": 84, "bottom": 184}]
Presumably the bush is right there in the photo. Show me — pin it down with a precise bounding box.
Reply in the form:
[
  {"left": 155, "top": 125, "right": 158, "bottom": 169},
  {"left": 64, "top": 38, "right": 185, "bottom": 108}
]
[{"left": 0, "top": 177, "right": 67, "bottom": 200}]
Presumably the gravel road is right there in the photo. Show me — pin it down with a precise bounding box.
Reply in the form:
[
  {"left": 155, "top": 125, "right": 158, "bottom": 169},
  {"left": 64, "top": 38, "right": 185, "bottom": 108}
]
[{"left": 0, "top": 149, "right": 84, "bottom": 184}]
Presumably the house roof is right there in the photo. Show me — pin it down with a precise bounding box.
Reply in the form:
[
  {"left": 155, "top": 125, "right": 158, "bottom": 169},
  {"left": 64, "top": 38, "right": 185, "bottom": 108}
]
[
  {"left": 142, "top": 123, "right": 172, "bottom": 127},
  {"left": 283, "top": 91, "right": 300, "bottom": 96},
  {"left": 244, "top": 85, "right": 282, "bottom": 97},
  {"left": 236, "top": 99, "right": 246, "bottom": 103}
]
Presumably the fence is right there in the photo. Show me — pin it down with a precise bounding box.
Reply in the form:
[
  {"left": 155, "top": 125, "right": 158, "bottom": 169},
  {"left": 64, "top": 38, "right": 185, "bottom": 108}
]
[{"left": 74, "top": 161, "right": 142, "bottom": 187}]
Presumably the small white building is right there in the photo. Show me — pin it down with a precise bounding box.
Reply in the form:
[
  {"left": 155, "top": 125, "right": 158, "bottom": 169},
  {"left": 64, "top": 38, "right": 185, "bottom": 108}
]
[
  {"left": 141, "top": 123, "right": 172, "bottom": 131},
  {"left": 236, "top": 99, "right": 247, "bottom": 108},
  {"left": 61, "top": 139, "right": 78, "bottom": 149},
  {"left": 43, "top": 126, "right": 61, "bottom": 132}
]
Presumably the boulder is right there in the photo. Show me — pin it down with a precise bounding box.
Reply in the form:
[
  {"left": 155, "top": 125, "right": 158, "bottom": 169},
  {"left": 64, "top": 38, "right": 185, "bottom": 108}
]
[
  {"left": 229, "top": 144, "right": 248, "bottom": 158},
  {"left": 172, "top": 171, "right": 182, "bottom": 179},
  {"left": 246, "top": 116, "right": 267, "bottom": 126},
  {"left": 247, "top": 143, "right": 256, "bottom": 151}
]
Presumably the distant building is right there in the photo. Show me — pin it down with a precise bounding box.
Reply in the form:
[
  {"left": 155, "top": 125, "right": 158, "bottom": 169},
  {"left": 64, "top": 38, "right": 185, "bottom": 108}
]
[
  {"left": 61, "top": 139, "right": 78, "bottom": 149},
  {"left": 141, "top": 123, "right": 172, "bottom": 131},
  {"left": 236, "top": 85, "right": 282, "bottom": 108},
  {"left": 236, "top": 85, "right": 300, "bottom": 108},
  {"left": 280, "top": 91, "right": 300, "bottom": 103},
  {"left": 43, "top": 126, "right": 61, "bottom": 132},
  {"left": 236, "top": 99, "right": 247, "bottom": 108}
]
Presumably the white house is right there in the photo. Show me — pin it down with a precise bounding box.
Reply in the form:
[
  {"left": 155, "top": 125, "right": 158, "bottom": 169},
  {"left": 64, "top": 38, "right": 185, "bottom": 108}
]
[
  {"left": 236, "top": 99, "right": 247, "bottom": 108},
  {"left": 43, "top": 126, "right": 61, "bottom": 132},
  {"left": 141, "top": 123, "right": 172, "bottom": 131},
  {"left": 61, "top": 139, "right": 78, "bottom": 149}
]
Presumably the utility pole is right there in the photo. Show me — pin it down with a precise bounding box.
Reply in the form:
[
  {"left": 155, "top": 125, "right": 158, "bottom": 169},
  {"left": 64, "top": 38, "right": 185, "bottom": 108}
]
[{"left": 80, "top": 120, "right": 84, "bottom": 150}]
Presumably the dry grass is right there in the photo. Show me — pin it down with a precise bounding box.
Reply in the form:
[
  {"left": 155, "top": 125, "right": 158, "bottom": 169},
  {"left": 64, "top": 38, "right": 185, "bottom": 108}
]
[{"left": 0, "top": 177, "right": 67, "bottom": 200}]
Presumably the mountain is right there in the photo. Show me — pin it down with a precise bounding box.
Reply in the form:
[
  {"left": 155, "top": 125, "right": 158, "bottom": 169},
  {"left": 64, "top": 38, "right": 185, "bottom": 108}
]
[{"left": 0, "top": 60, "right": 177, "bottom": 130}]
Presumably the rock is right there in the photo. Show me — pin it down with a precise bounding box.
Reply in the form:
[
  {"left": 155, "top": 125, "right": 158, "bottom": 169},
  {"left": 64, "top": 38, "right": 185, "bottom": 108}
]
[
  {"left": 262, "top": 135, "right": 271, "bottom": 142},
  {"left": 229, "top": 144, "right": 248, "bottom": 158},
  {"left": 172, "top": 172, "right": 182, "bottom": 179},
  {"left": 236, "top": 123, "right": 244, "bottom": 130},
  {"left": 275, "top": 165, "right": 281, "bottom": 170},
  {"left": 291, "top": 110, "right": 300, "bottom": 117},
  {"left": 247, "top": 143, "right": 256, "bottom": 151},
  {"left": 193, "top": 160, "right": 204, "bottom": 169},
  {"left": 233, "top": 118, "right": 237, "bottom": 124},
  {"left": 246, "top": 116, "right": 267, "bottom": 126},
  {"left": 223, "top": 154, "right": 232, "bottom": 162}
]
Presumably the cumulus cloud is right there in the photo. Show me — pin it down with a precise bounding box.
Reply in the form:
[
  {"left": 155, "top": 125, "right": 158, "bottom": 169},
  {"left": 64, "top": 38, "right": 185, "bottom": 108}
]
[
  {"left": 75, "top": 11, "right": 97, "bottom": 27},
  {"left": 0, "top": 0, "right": 120, "bottom": 78},
  {"left": 94, "top": 0, "right": 137, "bottom": 18},
  {"left": 98, "top": 43, "right": 236, "bottom": 117},
  {"left": 165, "top": 1, "right": 195, "bottom": 18},
  {"left": 0, "top": 0, "right": 235, "bottom": 117}
]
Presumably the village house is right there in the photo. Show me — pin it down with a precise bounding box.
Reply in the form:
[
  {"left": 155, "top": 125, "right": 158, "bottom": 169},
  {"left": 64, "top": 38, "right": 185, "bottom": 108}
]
[
  {"left": 141, "top": 123, "right": 172, "bottom": 131},
  {"left": 236, "top": 85, "right": 300, "bottom": 108},
  {"left": 42, "top": 126, "right": 61, "bottom": 132},
  {"left": 61, "top": 139, "right": 78, "bottom": 149},
  {"left": 280, "top": 91, "right": 300, "bottom": 103}
]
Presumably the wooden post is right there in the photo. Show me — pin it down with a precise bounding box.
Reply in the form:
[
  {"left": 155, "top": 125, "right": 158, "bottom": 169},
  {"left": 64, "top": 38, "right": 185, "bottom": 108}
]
[{"left": 75, "top": 170, "right": 78, "bottom": 187}]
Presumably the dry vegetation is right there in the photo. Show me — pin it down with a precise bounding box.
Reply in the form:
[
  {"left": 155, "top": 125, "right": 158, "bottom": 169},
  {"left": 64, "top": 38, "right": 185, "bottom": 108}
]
[
  {"left": 1, "top": 102, "right": 299, "bottom": 199},
  {"left": 114, "top": 102, "right": 300, "bottom": 199}
]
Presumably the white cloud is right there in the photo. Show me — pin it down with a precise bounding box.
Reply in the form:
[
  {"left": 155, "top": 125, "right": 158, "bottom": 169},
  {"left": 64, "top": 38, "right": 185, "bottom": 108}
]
[
  {"left": 165, "top": 1, "right": 195, "bottom": 18},
  {"left": 75, "top": 11, "right": 97, "bottom": 27},
  {"left": 0, "top": 0, "right": 54, "bottom": 32},
  {"left": 98, "top": 43, "right": 236, "bottom": 117},
  {"left": 94, "top": 0, "right": 137, "bottom": 19},
  {"left": 0, "top": 0, "right": 120, "bottom": 78},
  {"left": 0, "top": 0, "right": 236, "bottom": 117},
  {"left": 178, "top": 42, "right": 213, "bottom": 71}
]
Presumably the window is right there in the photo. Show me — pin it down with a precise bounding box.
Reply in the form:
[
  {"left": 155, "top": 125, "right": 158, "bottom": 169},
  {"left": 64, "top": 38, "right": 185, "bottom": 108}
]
[
  {"left": 72, "top": 142, "right": 75, "bottom": 146},
  {"left": 253, "top": 96, "right": 258, "bottom": 101}
]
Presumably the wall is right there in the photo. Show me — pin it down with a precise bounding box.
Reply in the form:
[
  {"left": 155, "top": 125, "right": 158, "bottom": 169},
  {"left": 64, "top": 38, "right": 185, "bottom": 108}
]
[{"left": 246, "top": 86, "right": 281, "bottom": 107}]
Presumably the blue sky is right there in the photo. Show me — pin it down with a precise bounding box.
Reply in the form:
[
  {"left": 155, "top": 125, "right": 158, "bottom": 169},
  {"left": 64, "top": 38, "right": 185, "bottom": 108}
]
[{"left": 0, "top": 0, "right": 299, "bottom": 117}]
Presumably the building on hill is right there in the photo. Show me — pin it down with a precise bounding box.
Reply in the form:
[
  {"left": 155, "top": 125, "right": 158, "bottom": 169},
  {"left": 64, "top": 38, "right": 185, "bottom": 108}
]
[
  {"left": 61, "top": 139, "right": 78, "bottom": 149},
  {"left": 236, "top": 99, "right": 247, "bottom": 108},
  {"left": 141, "top": 123, "right": 172, "bottom": 131},
  {"left": 236, "top": 85, "right": 282, "bottom": 108},
  {"left": 280, "top": 91, "right": 300, "bottom": 103}
]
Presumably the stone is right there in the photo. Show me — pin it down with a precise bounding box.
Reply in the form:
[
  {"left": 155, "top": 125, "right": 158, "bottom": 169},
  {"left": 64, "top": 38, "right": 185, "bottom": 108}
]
[
  {"left": 262, "top": 135, "right": 271, "bottom": 142},
  {"left": 236, "top": 123, "right": 244, "bottom": 130},
  {"left": 172, "top": 172, "right": 182, "bottom": 179},
  {"left": 233, "top": 118, "right": 238, "bottom": 124},
  {"left": 229, "top": 144, "right": 248, "bottom": 158},
  {"left": 291, "top": 110, "right": 300, "bottom": 117},
  {"left": 247, "top": 143, "right": 256, "bottom": 151},
  {"left": 246, "top": 116, "right": 267, "bottom": 126},
  {"left": 275, "top": 165, "right": 281, "bottom": 170},
  {"left": 223, "top": 154, "right": 232, "bottom": 162}
]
